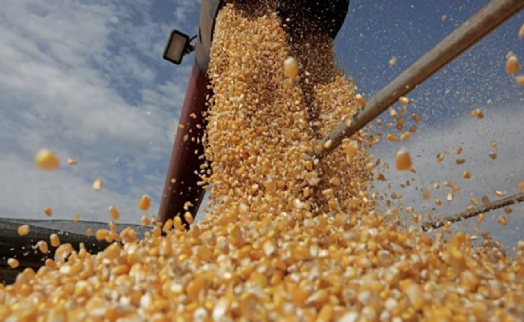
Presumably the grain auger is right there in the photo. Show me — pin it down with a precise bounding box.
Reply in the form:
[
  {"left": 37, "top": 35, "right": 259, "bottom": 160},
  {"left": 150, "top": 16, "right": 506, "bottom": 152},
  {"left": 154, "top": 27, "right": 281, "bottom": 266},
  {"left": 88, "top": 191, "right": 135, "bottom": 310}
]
[{"left": 159, "top": 0, "right": 524, "bottom": 229}]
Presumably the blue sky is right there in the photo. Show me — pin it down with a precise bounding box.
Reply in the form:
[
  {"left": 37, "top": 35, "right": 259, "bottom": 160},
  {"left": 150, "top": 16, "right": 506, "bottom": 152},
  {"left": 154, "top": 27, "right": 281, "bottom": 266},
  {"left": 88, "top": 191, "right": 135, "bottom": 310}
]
[{"left": 0, "top": 0, "right": 523, "bottom": 246}]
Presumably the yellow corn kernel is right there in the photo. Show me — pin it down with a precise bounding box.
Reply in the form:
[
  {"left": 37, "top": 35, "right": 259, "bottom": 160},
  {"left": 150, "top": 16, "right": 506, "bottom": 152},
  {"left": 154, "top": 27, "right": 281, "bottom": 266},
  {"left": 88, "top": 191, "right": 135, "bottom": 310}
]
[
  {"left": 17, "top": 225, "right": 30, "bottom": 236},
  {"left": 35, "top": 149, "right": 60, "bottom": 171},
  {"left": 398, "top": 96, "right": 410, "bottom": 106},
  {"left": 92, "top": 178, "right": 103, "bottom": 192},
  {"left": 138, "top": 194, "right": 151, "bottom": 211},
  {"left": 396, "top": 147, "right": 412, "bottom": 171},
  {"left": 284, "top": 57, "right": 299, "bottom": 78},
  {"left": 7, "top": 258, "right": 19, "bottom": 269},
  {"left": 355, "top": 94, "right": 366, "bottom": 105},
  {"left": 44, "top": 207, "right": 53, "bottom": 217},
  {"left": 50, "top": 234, "right": 60, "bottom": 247},
  {"left": 506, "top": 55, "right": 520, "bottom": 74},
  {"left": 108, "top": 206, "right": 120, "bottom": 220}
]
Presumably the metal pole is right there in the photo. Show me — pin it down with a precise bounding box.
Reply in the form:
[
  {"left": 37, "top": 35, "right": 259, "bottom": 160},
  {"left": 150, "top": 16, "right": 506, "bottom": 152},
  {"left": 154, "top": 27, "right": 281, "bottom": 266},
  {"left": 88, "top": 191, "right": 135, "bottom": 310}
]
[
  {"left": 421, "top": 192, "right": 524, "bottom": 232},
  {"left": 314, "top": 0, "right": 524, "bottom": 159}
]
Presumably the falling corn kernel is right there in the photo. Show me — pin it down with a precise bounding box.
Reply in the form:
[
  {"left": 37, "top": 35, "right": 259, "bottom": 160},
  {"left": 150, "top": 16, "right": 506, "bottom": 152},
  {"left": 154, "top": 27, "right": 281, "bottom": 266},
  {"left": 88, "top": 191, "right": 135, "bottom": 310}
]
[
  {"left": 44, "top": 207, "right": 53, "bottom": 217},
  {"left": 184, "top": 212, "right": 194, "bottom": 224},
  {"left": 396, "top": 147, "right": 412, "bottom": 171},
  {"left": 506, "top": 55, "right": 519, "bottom": 74},
  {"left": 35, "top": 149, "right": 60, "bottom": 171},
  {"left": 389, "top": 56, "right": 397, "bottom": 66},
  {"left": 519, "top": 23, "right": 524, "bottom": 39},
  {"left": 488, "top": 152, "right": 497, "bottom": 160},
  {"left": 494, "top": 190, "right": 506, "bottom": 197},
  {"left": 519, "top": 181, "right": 524, "bottom": 192},
  {"left": 386, "top": 134, "right": 398, "bottom": 142},
  {"left": 50, "top": 234, "right": 60, "bottom": 247},
  {"left": 85, "top": 228, "right": 93, "bottom": 237},
  {"left": 92, "top": 178, "right": 103, "bottom": 192},
  {"left": 441, "top": 15, "right": 447, "bottom": 21},
  {"left": 491, "top": 141, "right": 497, "bottom": 147},
  {"left": 497, "top": 216, "right": 507, "bottom": 226},
  {"left": 516, "top": 75, "right": 524, "bottom": 85},
  {"left": 398, "top": 96, "right": 410, "bottom": 106},
  {"left": 67, "top": 158, "right": 78, "bottom": 166},
  {"left": 37, "top": 241, "right": 48, "bottom": 254},
  {"left": 108, "top": 206, "right": 120, "bottom": 220},
  {"left": 138, "top": 195, "right": 151, "bottom": 211},
  {"left": 7, "top": 258, "right": 19, "bottom": 269},
  {"left": 463, "top": 171, "right": 471, "bottom": 179},
  {"left": 17, "top": 225, "right": 30, "bottom": 236},
  {"left": 478, "top": 213, "right": 485, "bottom": 222},
  {"left": 344, "top": 140, "right": 359, "bottom": 159},
  {"left": 422, "top": 188, "right": 430, "bottom": 201},
  {"left": 141, "top": 215, "right": 151, "bottom": 226},
  {"left": 72, "top": 214, "right": 80, "bottom": 222},
  {"left": 355, "top": 94, "right": 366, "bottom": 105},
  {"left": 284, "top": 57, "right": 299, "bottom": 78}
]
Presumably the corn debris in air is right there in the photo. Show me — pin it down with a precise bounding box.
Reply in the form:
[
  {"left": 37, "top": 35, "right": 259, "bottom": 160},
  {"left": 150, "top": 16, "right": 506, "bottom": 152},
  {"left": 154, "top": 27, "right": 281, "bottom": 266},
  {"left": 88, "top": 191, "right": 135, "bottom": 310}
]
[
  {"left": 2, "top": 1, "right": 524, "bottom": 321},
  {"left": 35, "top": 149, "right": 60, "bottom": 171}
]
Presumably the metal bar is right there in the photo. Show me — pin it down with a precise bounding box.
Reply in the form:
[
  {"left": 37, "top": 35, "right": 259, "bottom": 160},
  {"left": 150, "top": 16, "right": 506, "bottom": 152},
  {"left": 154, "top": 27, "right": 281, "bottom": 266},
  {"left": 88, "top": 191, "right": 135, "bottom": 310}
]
[
  {"left": 421, "top": 192, "right": 524, "bottom": 232},
  {"left": 314, "top": 0, "right": 524, "bottom": 159}
]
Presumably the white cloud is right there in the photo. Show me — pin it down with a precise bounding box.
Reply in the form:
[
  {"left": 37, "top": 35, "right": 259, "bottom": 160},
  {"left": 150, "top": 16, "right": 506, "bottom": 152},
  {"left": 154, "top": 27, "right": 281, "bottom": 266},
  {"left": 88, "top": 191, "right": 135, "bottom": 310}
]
[{"left": 0, "top": 0, "right": 200, "bottom": 224}]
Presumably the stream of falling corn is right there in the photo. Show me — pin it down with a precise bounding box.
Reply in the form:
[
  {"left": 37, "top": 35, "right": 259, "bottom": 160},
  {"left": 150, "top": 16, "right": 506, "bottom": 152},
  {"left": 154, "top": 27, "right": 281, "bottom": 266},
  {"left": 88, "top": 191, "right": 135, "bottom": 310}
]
[{"left": 2, "top": 1, "right": 524, "bottom": 322}]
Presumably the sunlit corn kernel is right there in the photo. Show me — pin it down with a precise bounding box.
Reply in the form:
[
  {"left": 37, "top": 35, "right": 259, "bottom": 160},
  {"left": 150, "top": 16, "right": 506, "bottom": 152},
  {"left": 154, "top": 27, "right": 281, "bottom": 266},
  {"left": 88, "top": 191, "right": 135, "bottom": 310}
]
[
  {"left": 398, "top": 96, "right": 410, "bottom": 106},
  {"left": 497, "top": 216, "right": 507, "bottom": 226},
  {"left": 324, "top": 140, "right": 333, "bottom": 149},
  {"left": 441, "top": 14, "right": 447, "bottom": 21},
  {"left": 519, "top": 181, "right": 524, "bottom": 192},
  {"left": 330, "top": 177, "right": 341, "bottom": 186},
  {"left": 50, "top": 234, "right": 60, "bottom": 247},
  {"left": 463, "top": 171, "right": 471, "bottom": 179},
  {"left": 284, "top": 57, "right": 299, "bottom": 78},
  {"left": 400, "top": 132, "right": 410, "bottom": 141},
  {"left": 389, "top": 56, "right": 397, "bottom": 66},
  {"left": 494, "top": 190, "right": 506, "bottom": 197},
  {"left": 85, "top": 228, "right": 93, "bottom": 237},
  {"left": 519, "top": 23, "right": 524, "bottom": 39},
  {"left": 488, "top": 152, "right": 497, "bottom": 160},
  {"left": 141, "top": 215, "right": 151, "bottom": 226},
  {"left": 355, "top": 94, "right": 366, "bottom": 105},
  {"left": 516, "top": 75, "right": 524, "bottom": 85},
  {"left": 478, "top": 213, "right": 485, "bottom": 222},
  {"left": 344, "top": 140, "right": 359, "bottom": 159},
  {"left": 35, "top": 149, "right": 60, "bottom": 171},
  {"left": 67, "top": 158, "right": 78, "bottom": 166},
  {"left": 43, "top": 207, "right": 53, "bottom": 217},
  {"left": 7, "top": 258, "right": 19, "bottom": 269},
  {"left": 184, "top": 212, "right": 194, "bottom": 224},
  {"left": 138, "top": 195, "right": 151, "bottom": 211},
  {"left": 396, "top": 147, "right": 412, "bottom": 171},
  {"left": 73, "top": 214, "right": 80, "bottom": 222},
  {"left": 504, "top": 207, "right": 513, "bottom": 215},
  {"left": 17, "top": 225, "right": 30, "bottom": 236},
  {"left": 435, "top": 199, "right": 442, "bottom": 206},
  {"left": 506, "top": 55, "right": 520, "bottom": 74},
  {"left": 92, "top": 178, "right": 103, "bottom": 192},
  {"left": 95, "top": 229, "right": 109, "bottom": 241},
  {"left": 108, "top": 206, "right": 120, "bottom": 220},
  {"left": 482, "top": 196, "right": 491, "bottom": 207},
  {"left": 422, "top": 188, "right": 430, "bottom": 201},
  {"left": 37, "top": 240, "right": 48, "bottom": 254},
  {"left": 386, "top": 134, "right": 398, "bottom": 142},
  {"left": 447, "top": 193, "right": 453, "bottom": 201}
]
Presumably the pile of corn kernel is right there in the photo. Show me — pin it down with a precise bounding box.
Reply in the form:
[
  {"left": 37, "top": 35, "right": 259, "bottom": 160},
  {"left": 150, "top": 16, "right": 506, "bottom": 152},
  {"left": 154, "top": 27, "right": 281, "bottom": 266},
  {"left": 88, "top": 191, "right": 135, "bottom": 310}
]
[{"left": 3, "top": 1, "right": 524, "bottom": 322}]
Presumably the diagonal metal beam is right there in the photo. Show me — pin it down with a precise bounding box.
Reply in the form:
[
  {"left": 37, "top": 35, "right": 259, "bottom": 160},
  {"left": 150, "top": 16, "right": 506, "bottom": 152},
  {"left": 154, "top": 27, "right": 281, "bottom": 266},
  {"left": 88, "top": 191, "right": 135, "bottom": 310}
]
[
  {"left": 421, "top": 192, "right": 524, "bottom": 232},
  {"left": 314, "top": 0, "right": 524, "bottom": 159}
]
